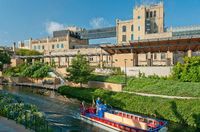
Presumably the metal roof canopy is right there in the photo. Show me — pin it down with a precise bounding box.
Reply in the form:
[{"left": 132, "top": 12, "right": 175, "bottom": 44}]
[{"left": 101, "top": 36, "right": 200, "bottom": 55}]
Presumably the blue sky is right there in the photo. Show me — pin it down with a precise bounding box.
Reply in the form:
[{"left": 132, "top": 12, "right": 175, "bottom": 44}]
[{"left": 0, "top": 0, "right": 200, "bottom": 46}]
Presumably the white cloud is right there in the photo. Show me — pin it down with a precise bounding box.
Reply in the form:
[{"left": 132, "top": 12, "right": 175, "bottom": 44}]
[
  {"left": 45, "top": 21, "right": 65, "bottom": 35},
  {"left": 90, "top": 17, "right": 110, "bottom": 29},
  {"left": 140, "top": 0, "right": 160, "bottom": 5}
]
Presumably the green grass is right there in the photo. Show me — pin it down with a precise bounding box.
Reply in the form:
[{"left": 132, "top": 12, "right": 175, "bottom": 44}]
[
  {"left": 90, "top": 75, "right": 200, "bottom": 97},
  {"left": 91, "top": 74, "right": 125, "bottom": 84},
  {"left": 125, "top": 78, "right": 200, "bottom": 97},
  {"left": 58, "top": 86, "right": 200, "bottom": 129}
]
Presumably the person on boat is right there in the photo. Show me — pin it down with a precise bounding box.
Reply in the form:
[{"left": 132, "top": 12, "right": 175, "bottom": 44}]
[
  {"left": 96, "top": 97, "right": 102, "bottom": 114},
  {"left": 80, "top": 101, "right": 86, "bottom": 115}
]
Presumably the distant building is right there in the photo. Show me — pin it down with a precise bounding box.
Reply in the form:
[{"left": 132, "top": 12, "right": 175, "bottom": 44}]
[
  {"left": 116, "top": 2, "right": 172, "bottom": 44},
  {"left": 18, "top": 28, "right": 89, "bottom": 55},
  {"left": 15, "top": 2, "right": 200, "bottom": 77}
]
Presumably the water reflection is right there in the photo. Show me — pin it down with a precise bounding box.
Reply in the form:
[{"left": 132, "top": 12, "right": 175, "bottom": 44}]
[{"left": 1, "top": 85, "right": 107, "bottom": 132}]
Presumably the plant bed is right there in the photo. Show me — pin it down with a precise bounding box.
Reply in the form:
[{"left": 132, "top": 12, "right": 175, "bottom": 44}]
[{"left": 0, "top": 91, "right": 52, "bottom": 132}]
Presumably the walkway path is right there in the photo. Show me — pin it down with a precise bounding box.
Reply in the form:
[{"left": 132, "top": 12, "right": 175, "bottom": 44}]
[
  {"left": 15, "top": 83, "right": 63, "bottom": 91},
  {"left": 123, "top": 91, "right": 200, "bottom": 100},
  {"left": 0, "top": 117, "right": 30, "bottom": 132}
]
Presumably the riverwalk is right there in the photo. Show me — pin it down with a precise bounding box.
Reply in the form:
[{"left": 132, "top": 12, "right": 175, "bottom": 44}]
[
  {"left": 0, "top": 117, "right": 30, "bottom": 132},
  {"left": 15, "top": 83, "right": 63, "bottom": 91}
]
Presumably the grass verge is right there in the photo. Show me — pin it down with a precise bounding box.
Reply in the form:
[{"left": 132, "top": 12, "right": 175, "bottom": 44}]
[{"left": 91, "top": 75, "right": 200, "bottom": 97}]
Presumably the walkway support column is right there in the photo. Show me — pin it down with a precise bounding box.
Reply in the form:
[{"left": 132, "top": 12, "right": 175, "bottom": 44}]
[
  {"left": 24, "top": 58, "right": 27, "bottom": 63},
  {"left": 166, "top": 51, "right": 172, "bottom": 66},
  {"left": 58, "top": 57, "right": 61, "bottom": 67},
  {"left": 133, "top": 53, "right": 138, "bottom": 66},
  {"left": 147, "top": 52, "right": 152, "bottom": 66},
  {"left": 188, "top": 50, "right": 192, "bottom": 57},
  {"left": 32, "top": 58, "right": 35, "bottom": 64}
]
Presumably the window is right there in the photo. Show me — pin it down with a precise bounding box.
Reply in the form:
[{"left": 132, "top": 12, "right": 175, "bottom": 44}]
[
  {"left": 131, "top": 34, "right": 134, "bottom": 41},
  {"left": 89, "top": 57, "right": 93, "bottom": 62},
  {"left": 52, "top": 45, "right": 55, "bottom": 49},
  {"left": 61, "top": 44, "right": 64, "bottom": 48},
  {"left": 138, "top": 36, "right": 141, "bottom": 40},
  {"left": 34, "top": 46, "right": 36, "bottom": 50},
  {"left": 150, "top": 11, "right": 153, "bottom": 18},
  {"left": 38, "top": 45, "right": 40, "bottom": 50},
  {"left": 122, "top": 26, "right": 126, "bottom": 32},
  {"left": 57, "top": 44, "right": 59, "bottom": 48},
  {"left": 122, "top": 35, "right": 126, "bottom": 42},
  {"left": 146, "top": 12, "right": 149, "bottom": 18},
  {"left": 161, "top": 53, "right": 166, "bottom": 60},
  {"left": 138, "top": 16, "right": 141, "bottom": 19},
  {"left": 154, "top": 11, "right": 156, "bottom": 17},
  {"left": 154, "top": 53, "right": 157, "bottom": 60},
  {"left": 138, "top": 26, "right": 140, "bottom": 31},
  {"left": 131, "top": 25, "right": 134, "bottom": 31},
  {"left": 42, "top": 45, "right": 44, "bottom": 50}
]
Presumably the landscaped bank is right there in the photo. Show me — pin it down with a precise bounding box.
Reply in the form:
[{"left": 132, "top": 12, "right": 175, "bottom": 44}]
[
  {"left": 58, "top": 86, "right": 200, "bottom": 129},
  {"left": 91, "top": 75, "right": 200, "bottom": 97},
  {"left": 0, "top": 91, "right": 51, "bottom": 132}
]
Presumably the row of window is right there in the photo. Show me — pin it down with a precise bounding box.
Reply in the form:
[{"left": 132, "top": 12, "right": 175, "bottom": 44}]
[
  {"left": 122, "top": 25, "right": 140, "bottom": 32},
  {"left": 122, "top": 25, "right": 134, "bottom": 32},
  {"left": 33, "top": 45, "right": 44, "bottom": 50},
  {"left": 146, "top": 53, "right": 166, "bottom": 60},
  {"left": 122, "top": 34, "right": 134, "bottom": 42},
  {"left": 33, "top": 43, "right": 64, "bottom": 50},
  {"left": 146, "top": 11, "right": 157, "bottom": 18},
  {"left": 52, "top": 43, "right": 64, "bottom": 49},
  {"left": 122, "top": 35, "right": 141, "bottom": 42}
]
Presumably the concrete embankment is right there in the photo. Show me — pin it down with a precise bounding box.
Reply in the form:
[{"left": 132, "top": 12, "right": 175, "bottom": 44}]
[{"left": 0, "top": 116, "right": 30, "bottom": 132}]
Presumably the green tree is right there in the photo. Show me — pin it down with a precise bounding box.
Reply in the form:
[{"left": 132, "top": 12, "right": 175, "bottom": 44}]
[
  {"left": 0, "top": 51, "right": 11, "bottom": 71},
  {"left": 67, "top": 54, "right": 92, "bottom": 87},
  {"left": 16, "top": 49, "right": 42, "bottom": 56},
  {"left": 32, "top": 65, "right": 50, "bottom": 82}
]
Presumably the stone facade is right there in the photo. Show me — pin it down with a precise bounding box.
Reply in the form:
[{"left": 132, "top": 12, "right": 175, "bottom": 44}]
[{"left": 116, "top": 2, "right": 172, "bottom": 44}]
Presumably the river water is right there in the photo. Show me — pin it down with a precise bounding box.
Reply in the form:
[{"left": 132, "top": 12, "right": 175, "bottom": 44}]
[
  {"left": 0, "top": 85, "right": 107, "bottom": 132},
  {"left": 0, "top": 85, "right": 198, "bottom": 132}
]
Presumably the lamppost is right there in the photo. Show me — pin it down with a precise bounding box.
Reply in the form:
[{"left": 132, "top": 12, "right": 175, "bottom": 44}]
[{"left": 124, "top": 59, "right": 127, "bottom": 85}]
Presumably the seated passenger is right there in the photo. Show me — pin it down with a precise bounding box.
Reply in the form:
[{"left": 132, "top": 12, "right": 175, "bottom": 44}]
[{"left": 96, "top": 97, "right": 101, "bottom": 115}]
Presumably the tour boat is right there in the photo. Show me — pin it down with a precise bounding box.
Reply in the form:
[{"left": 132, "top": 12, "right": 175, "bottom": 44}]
[{"left": 80, "top": 105, "right": 168, "bottom": 132}]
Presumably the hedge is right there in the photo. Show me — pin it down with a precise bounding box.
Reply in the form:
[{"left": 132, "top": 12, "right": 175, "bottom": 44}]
[{"left": 58, "top": 86, "right": 200, "bottom": 129}]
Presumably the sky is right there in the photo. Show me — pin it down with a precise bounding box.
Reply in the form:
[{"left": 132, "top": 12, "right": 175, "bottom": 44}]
[{"left": 0, "top": 0, "right": 200, "bottom": 46}]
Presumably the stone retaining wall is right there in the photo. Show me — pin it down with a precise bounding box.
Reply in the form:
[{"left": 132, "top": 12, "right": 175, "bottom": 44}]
[
  {"left": 88, "top": 81, "right": 123, "bottom": 92},
  {"left": 6, "top": 77, "right": 60, "bottom": 85},
  {"left": 121, "top": 66, "right": 173, "bottom": 77}
]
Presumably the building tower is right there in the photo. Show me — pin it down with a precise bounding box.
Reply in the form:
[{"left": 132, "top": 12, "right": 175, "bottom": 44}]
[
  {"left": 116, "top": 1, "right": 166, "bottom": 44},
  {"left": 133, "top": 1, "right": 164, "bottom": 40}
]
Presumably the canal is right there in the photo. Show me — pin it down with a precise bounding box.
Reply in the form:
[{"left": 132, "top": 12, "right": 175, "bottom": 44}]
[
  {"left": 0, "top": 85, "right": 107, "bottom": 132},
  {"left": 0, "top": 85, "right": 198, "bottom": 132}
]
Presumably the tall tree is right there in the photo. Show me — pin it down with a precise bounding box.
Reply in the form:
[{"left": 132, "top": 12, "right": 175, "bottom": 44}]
[
  {"left": 0, "top": 51, "right": 11, "bottom": 71},
  {"left": 67, "top": 54, "right": 92, "bottom": 87}
]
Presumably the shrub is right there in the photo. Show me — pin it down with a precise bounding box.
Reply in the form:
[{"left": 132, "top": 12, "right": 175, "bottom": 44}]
[
  {"left": 0, "top": 91, "right": 51, "bottom": 131},
  {"left": 172, "top": 56, "right": 200, "bottom": 82}
]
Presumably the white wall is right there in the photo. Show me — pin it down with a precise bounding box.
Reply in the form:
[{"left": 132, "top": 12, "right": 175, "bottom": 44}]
[{"left": 121, "top": 67, "right": 173, "bottom": 77}]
